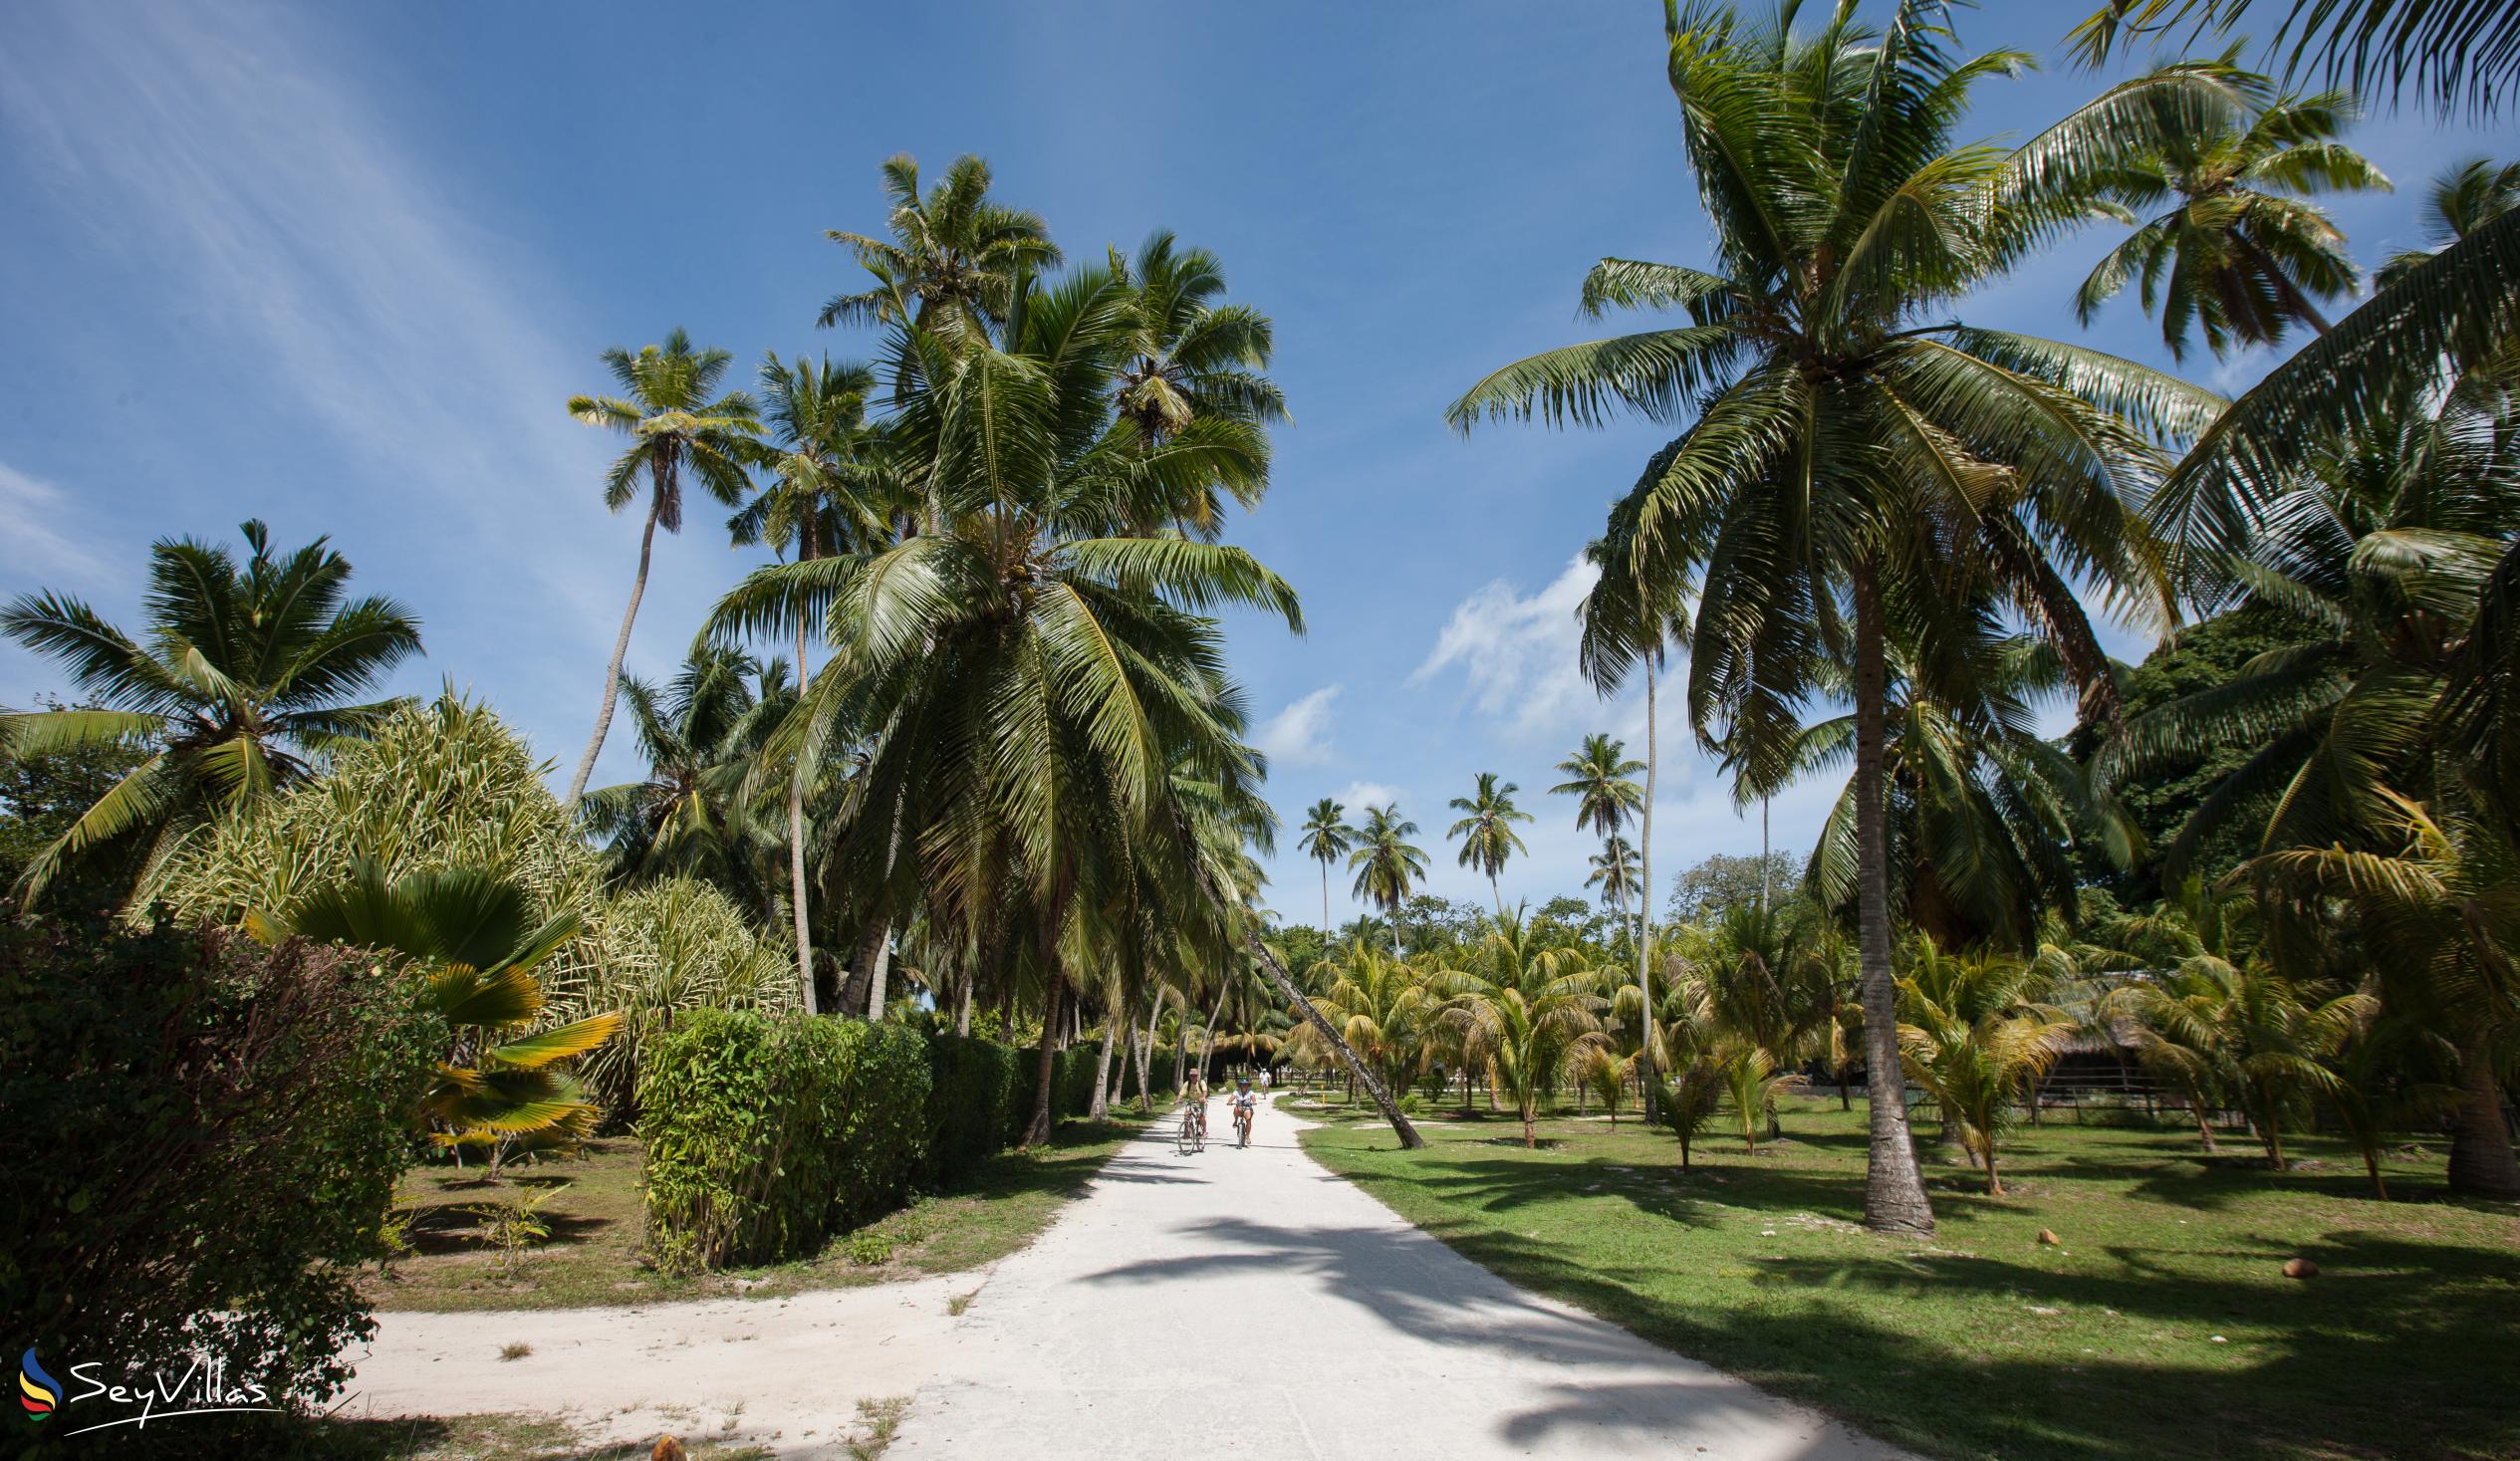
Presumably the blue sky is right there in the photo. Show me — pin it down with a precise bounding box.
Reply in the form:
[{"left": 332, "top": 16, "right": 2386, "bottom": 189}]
[{"left": 0, "top": 1, "right": 2503, "bottom": 926}]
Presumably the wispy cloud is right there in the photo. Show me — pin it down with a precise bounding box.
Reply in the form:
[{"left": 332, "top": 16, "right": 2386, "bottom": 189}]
[
  {"left": 0, "top": 461, "right": 110, "bottom": 585},
  {"left": 1253, "top": 684, "right": 1340, "bottom": 768},
  {"left": 1410, "top": 554, "right": 1609, "bottom": 742},
  {"left": 0, "top": 1, "right": 647, "bottom": 776},
  {"left": 1335, "top": 780, "right": 1405, "bottom": 814}
]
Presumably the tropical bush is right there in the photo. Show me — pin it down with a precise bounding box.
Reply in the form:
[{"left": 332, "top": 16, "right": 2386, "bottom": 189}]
[
  {"left": 639, "top": 1011, "right": 929, "bottom": 1270},
  {"left": 566, "top": 875, "right": 795, "bottom": 1116},
  {"left": 926, "top": 1033, "right": 1030, "bottom": 1180},
  {"left": 0, "top": 919, "right": 439, "bottom": 1412}
]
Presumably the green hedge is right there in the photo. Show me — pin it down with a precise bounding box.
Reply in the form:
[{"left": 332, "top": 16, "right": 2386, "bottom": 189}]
[
  {"left": 639, "top": 1011, "right": 932, "bottom": 1270},
  {"left": 646, "top": 1018, "right": 1180, "bottom": 1271}
]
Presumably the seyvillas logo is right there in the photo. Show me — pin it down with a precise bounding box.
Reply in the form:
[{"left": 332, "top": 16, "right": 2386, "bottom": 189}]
[
  {"left": 14, "top": 1345, "right": 281, "bottom": 1437},
  {"left": 18, "top": 1348, "right": 59, "bottom": 1422}
]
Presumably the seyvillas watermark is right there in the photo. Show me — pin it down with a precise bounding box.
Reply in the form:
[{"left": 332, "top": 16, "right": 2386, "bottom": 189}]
[{"left": 18, "top": 1344, "right": 283, "bottom": 1437}]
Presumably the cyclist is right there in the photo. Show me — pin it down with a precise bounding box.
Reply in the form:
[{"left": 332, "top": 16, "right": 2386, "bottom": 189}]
[
  {"left": 1180, "top": 1068, "right": 1210, "bottom": 1142},
  {"left": 1228, "top": 1078, "right": 1259, "bottom": 1147}
]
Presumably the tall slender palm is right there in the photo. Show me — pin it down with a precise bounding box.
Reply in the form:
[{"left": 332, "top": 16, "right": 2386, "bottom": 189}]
[
  {"left": 1447, "top": 772, "right": 1533, "bottom": 915},
  {"left": 1, "top": 521, "right": 420, "bottom": 903},
  {"left": 564, "top": 331, "right": 761, "bottom": 809},
  {"left": 1587, "top": 836, "right": 1642, "bottom": 924},
  {"left": 2076, "top": 63, "right": 2390, "bottom": 359},
  {"left": 731, "top": 353, "right": 899, "bottom": 1009},
  {"left": 1555, "top": 732, "right": 1646, "bottom": 949},
  {"left": 1297, "top": 798, "right": 1357, "bottom": 933},
  {"left": 1450, "top": 1, "right": 2204, "bottom": 1232},
  {"left": 818, "top": 153, "right": 1060, "bottom": 343},
  {"left": 1347, "top": 805, "right": 1428, "bottom": 959}
]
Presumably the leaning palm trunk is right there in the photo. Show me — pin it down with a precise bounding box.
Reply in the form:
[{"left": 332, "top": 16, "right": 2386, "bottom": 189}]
[
  {"left": 1247, "top": 935, "right": 1422, "bottom": 1149},
  {"left": 1854, "top": 563, "right": 1936, "bottom": 1235},
  {"left": 566, "top": 499, "right": 659, "bottom": 809},
  {"left": 2447, "top": 1037, "right": 2520, "bottom": 1197},
  {"left": 1090, "top": 1017, "right": 1118, "bottom": 1120},
  {"left": 859, "top": 796, "right": 907, "bottom": 1019},
  {"left": 1022, "top": 975, "right": 1065, "bottom": 1147},
  {"left": 1637, "top": 662, "right": 1659, "bottom": 1122},
  {"left": 787, "top": 572, "right": 818, "bottom": 1014}
]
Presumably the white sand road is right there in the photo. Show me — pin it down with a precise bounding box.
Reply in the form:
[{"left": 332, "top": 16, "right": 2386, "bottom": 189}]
[{"left": 343, "top": 1098, "right": 1913, "bottom": 1460}]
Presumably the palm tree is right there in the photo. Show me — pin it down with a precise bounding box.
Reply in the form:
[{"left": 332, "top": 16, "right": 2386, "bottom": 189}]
[
  {"left": 1554, "top": 732, "right": 1647, "bottom": 948},
  {"left": 2075, "top": 63, "right": 2390, "bottom": 359},
  {"left": 1449, "top": 1, "right": 2210, "bottom": 1232},
  {"left": 252, "top": 859, "right": 623, "bottom": 1168},
  {"left": 1299, "top": 943, "right": 1434, "bottom": 1102},
  {"left": 563, "top": 330, "right": 761, "bottom": 810},
  {"left": 1110, "top": 230, "right": 1287, "bottom": 536},
  {"left": 1298, "top": 798, "right": 1357, "bottom": 933},
  {"left": 2250, "top": 792, "right": 2520, "bottom": 1194},
  {"left": 0, "top": 520, "right": 421, "bottom": 902},
  {"left": 712, "top": 257, "right": 1301, "bottom": 1143},
  {"left": 579, "top": 648, "right": 787, "bottom": 906},
  {"left": 730, "top": 353, "right": 901, "bottom": 1011},
  {"left": 819, "top": 153, "right": 1059, "bottom": 343},
  {"left": 2376, "top": 156, "right": 2520, "bottom": 289},
  {"left": 1895, "top": 939, "right": 2075, "bottom": 1194},
  {"left": 2068, "top": 0, "right": 2520, "bottom": 117},
  {"left": 1436, "top": 911, "right": 1613, "bottom": 1147},
  {"left": 1447, "top": 772, "right": 1534, "bottom": 914},
  {"left": 1347, "top": 805, "right": 1429, "bottom": 959},
  {"left": 1586, "top": 836, "right": 1641, "bottom": 926}
]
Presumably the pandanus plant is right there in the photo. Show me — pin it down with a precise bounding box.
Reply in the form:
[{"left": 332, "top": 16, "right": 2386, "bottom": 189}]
[{"left": 254, "top": 859, "right": 623, "bottom": 1167}]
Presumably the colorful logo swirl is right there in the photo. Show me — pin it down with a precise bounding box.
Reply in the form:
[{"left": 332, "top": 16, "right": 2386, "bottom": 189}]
[{"left": 18, "top": 1347, "right": 59, "bottom": 1423}]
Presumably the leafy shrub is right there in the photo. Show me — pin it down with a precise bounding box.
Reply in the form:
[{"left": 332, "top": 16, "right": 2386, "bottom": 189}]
[
  {"left": 846, "top": 1230, "right": 893, "bottom": 1266},
  {"left": 639, "top": 1012, "right": 931, "bottom": 1269},
  {"left": 572, "top": 877, "right": 796, "bottom": 1117},
  {"left": 926, "top": 1033, "right": 1027, "bottom": 1182},
  {"left": 0, "top": 918, "right": 440, "bottom": 1412}
]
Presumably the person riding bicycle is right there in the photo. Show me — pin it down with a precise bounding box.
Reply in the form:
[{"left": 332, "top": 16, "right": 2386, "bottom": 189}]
[
  {"left": 1180, "top": 1069, "right": 1210, "bottom": 1139},
  {"left": 1228, "top": 1078, "right": 1258, "bottom": 1145}
]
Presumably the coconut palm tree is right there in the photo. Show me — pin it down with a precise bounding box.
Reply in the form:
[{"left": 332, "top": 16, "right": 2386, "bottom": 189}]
[
  {"left": 2068, "top": 0, "right": 2520, "bottom": 117},
  {"left": 563, "top": 330, "right": 762, "bottom": 810},
  {"left": 0, "top": 520, "right": 421, "bottom": 903},
  {"left": 1552, "top": 734, "right": 1645, "bottom": 842},
  {"left": 1298, "top": 943, "right": 1435, "bottom": 1102},
  {"left": 1587, "top": 836, "right": 1642, "bottom": 926},
  {"left": 1447, "top": 772, "right": 1534, "bottom": 915},
  {"left": 1109, "top": 230, "right": 1287, "bottom": 537},
  {"left": 1298, "top": 798, "right": 1357, "bottom": 933},
  {"left": 579, "top": 648, "right": 789, "bottom": 907},
  {"left": 819, "top": 152, "right": 1060, "bottom": 343},
  {"left": 2375, "top": 156, "right": 2520, "bottom": 289},
  {"left": 1347, "top": 805, "right": 1428, "bottom": 959},
  {"left": 1449, "top": 1, "right": 2215, "bottom": 1232},
  {"left": 729, "top": 353, "right": 902, "bottom": 1011},
  {"left": 2075, "top": 63, "right": 2390, "bottom": 359},
  {"left": 1895, "top": 939, "right": 2075, "bottom": 1194},
  {"left": 1436, "top": 911, "right": 1613, "bottom": 1147},
  {"left": 2250, "top": 792, "right": 2520, "bottom": 1194}
]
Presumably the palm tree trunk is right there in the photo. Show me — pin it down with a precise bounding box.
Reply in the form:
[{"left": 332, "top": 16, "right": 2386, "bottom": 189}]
[
  {"left": 956, "top": 976, "right": 973, "bottom": 1037},
  {"left": 565, "top": 497, "right": 659, "bottom": 809},
  {"left": 787, "top": 604, "right": 818, "bottom": 1015},
  {"left": 1134, "top": 997, "right": 1155, "bottom": 1111},
  {"left": 1638, "top": 655, "right": 1660, "bottom": 1122},
  {"left": 1321, "top": 861, "right": 1332, "bottom": 938},
  {"left": 1090, "top": 1015, "right": 1117, "bottom": 1120},
  {"left": 1853, "top": 558, "right": 1936, "bottom": 1236},
  {"left": 1246, "top": 933, "right": 1423, "bottom": 1149},
  {"left": 861, "top": 796, "right": 906, "bottom": 1019},
  {"left": 2446, "top": 1037, "right": 2520, "bottom": 1197},
  {"left": 1022, "top": 975, "right": 1064, "bottom": 1147},
  {"left": 1491, "top": 871, "right": 1503, "bottom": 921}
]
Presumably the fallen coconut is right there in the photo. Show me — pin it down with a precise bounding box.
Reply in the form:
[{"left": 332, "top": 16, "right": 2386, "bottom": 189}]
[
  {"left": 2036, "top": 1228, "right": 2061, "bottom": 1246},
  {"left": 2283, "top": 1258, "right": 2320, "bottom": 1280}
]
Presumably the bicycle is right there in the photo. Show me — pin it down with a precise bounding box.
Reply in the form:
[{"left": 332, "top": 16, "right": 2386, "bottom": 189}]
[
  {"left": 1176, "top": 1102, "right": 1205, "bottom": 1154},
  {"left": 1232, "top": 1105, "right": 1252, "bottom": 1148}
]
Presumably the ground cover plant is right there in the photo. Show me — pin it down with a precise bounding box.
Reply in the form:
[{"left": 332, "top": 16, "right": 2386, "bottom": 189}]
[{"left": 1298, "top": 1095, "right": 2520, "bottom": 1461}]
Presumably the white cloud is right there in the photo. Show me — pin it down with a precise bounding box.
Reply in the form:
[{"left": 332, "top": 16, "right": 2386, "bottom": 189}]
[
  {"left": 1411, "top": 554, "right": 1608, "bottom": 742},
  {"left": 0, "top": 462, "right": 110, "bottom": 585},
  {"left": 1252, "top": 684, "right": 1340, "bottom": 768},
  {"left": 0, "top": 2, "right": 644, "bottom": 778},
  {"left": 1334, "top": 781, "right": 1404, "bottom": 814}
]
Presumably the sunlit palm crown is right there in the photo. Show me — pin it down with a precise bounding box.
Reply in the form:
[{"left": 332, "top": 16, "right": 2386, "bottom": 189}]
[
  {"left": 1451, "top": 0, "right": 2229, "bottom": 777},
  {"left": 820, "top": 152, "right": 1062, "bottom": 344},
  {"left": 568, "top": 328, "right": 763, "bottom": 533},
  {"left": 0, "top": 519, "right": 421, "bottom": 897},
  {"left": 582, "top": 648, "right": 795, "bottom": 895}
]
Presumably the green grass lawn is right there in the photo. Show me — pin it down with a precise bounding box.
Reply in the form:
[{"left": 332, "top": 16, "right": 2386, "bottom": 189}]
[
  {"left": 365, "top": 1115, "right": 1148, "bottom": 1312},
  {"left": 1294, "top": 1093, "right": 2520, "bottom": 1461}
]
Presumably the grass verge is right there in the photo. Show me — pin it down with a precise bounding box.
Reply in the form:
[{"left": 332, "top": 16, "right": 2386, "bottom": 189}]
[
  {"left": 367, "top": 1115, "right": 1148, "bottom": 1312},
  {"left": 1297, "top": 1094, "right": 2520, "bottom": 1461}
]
